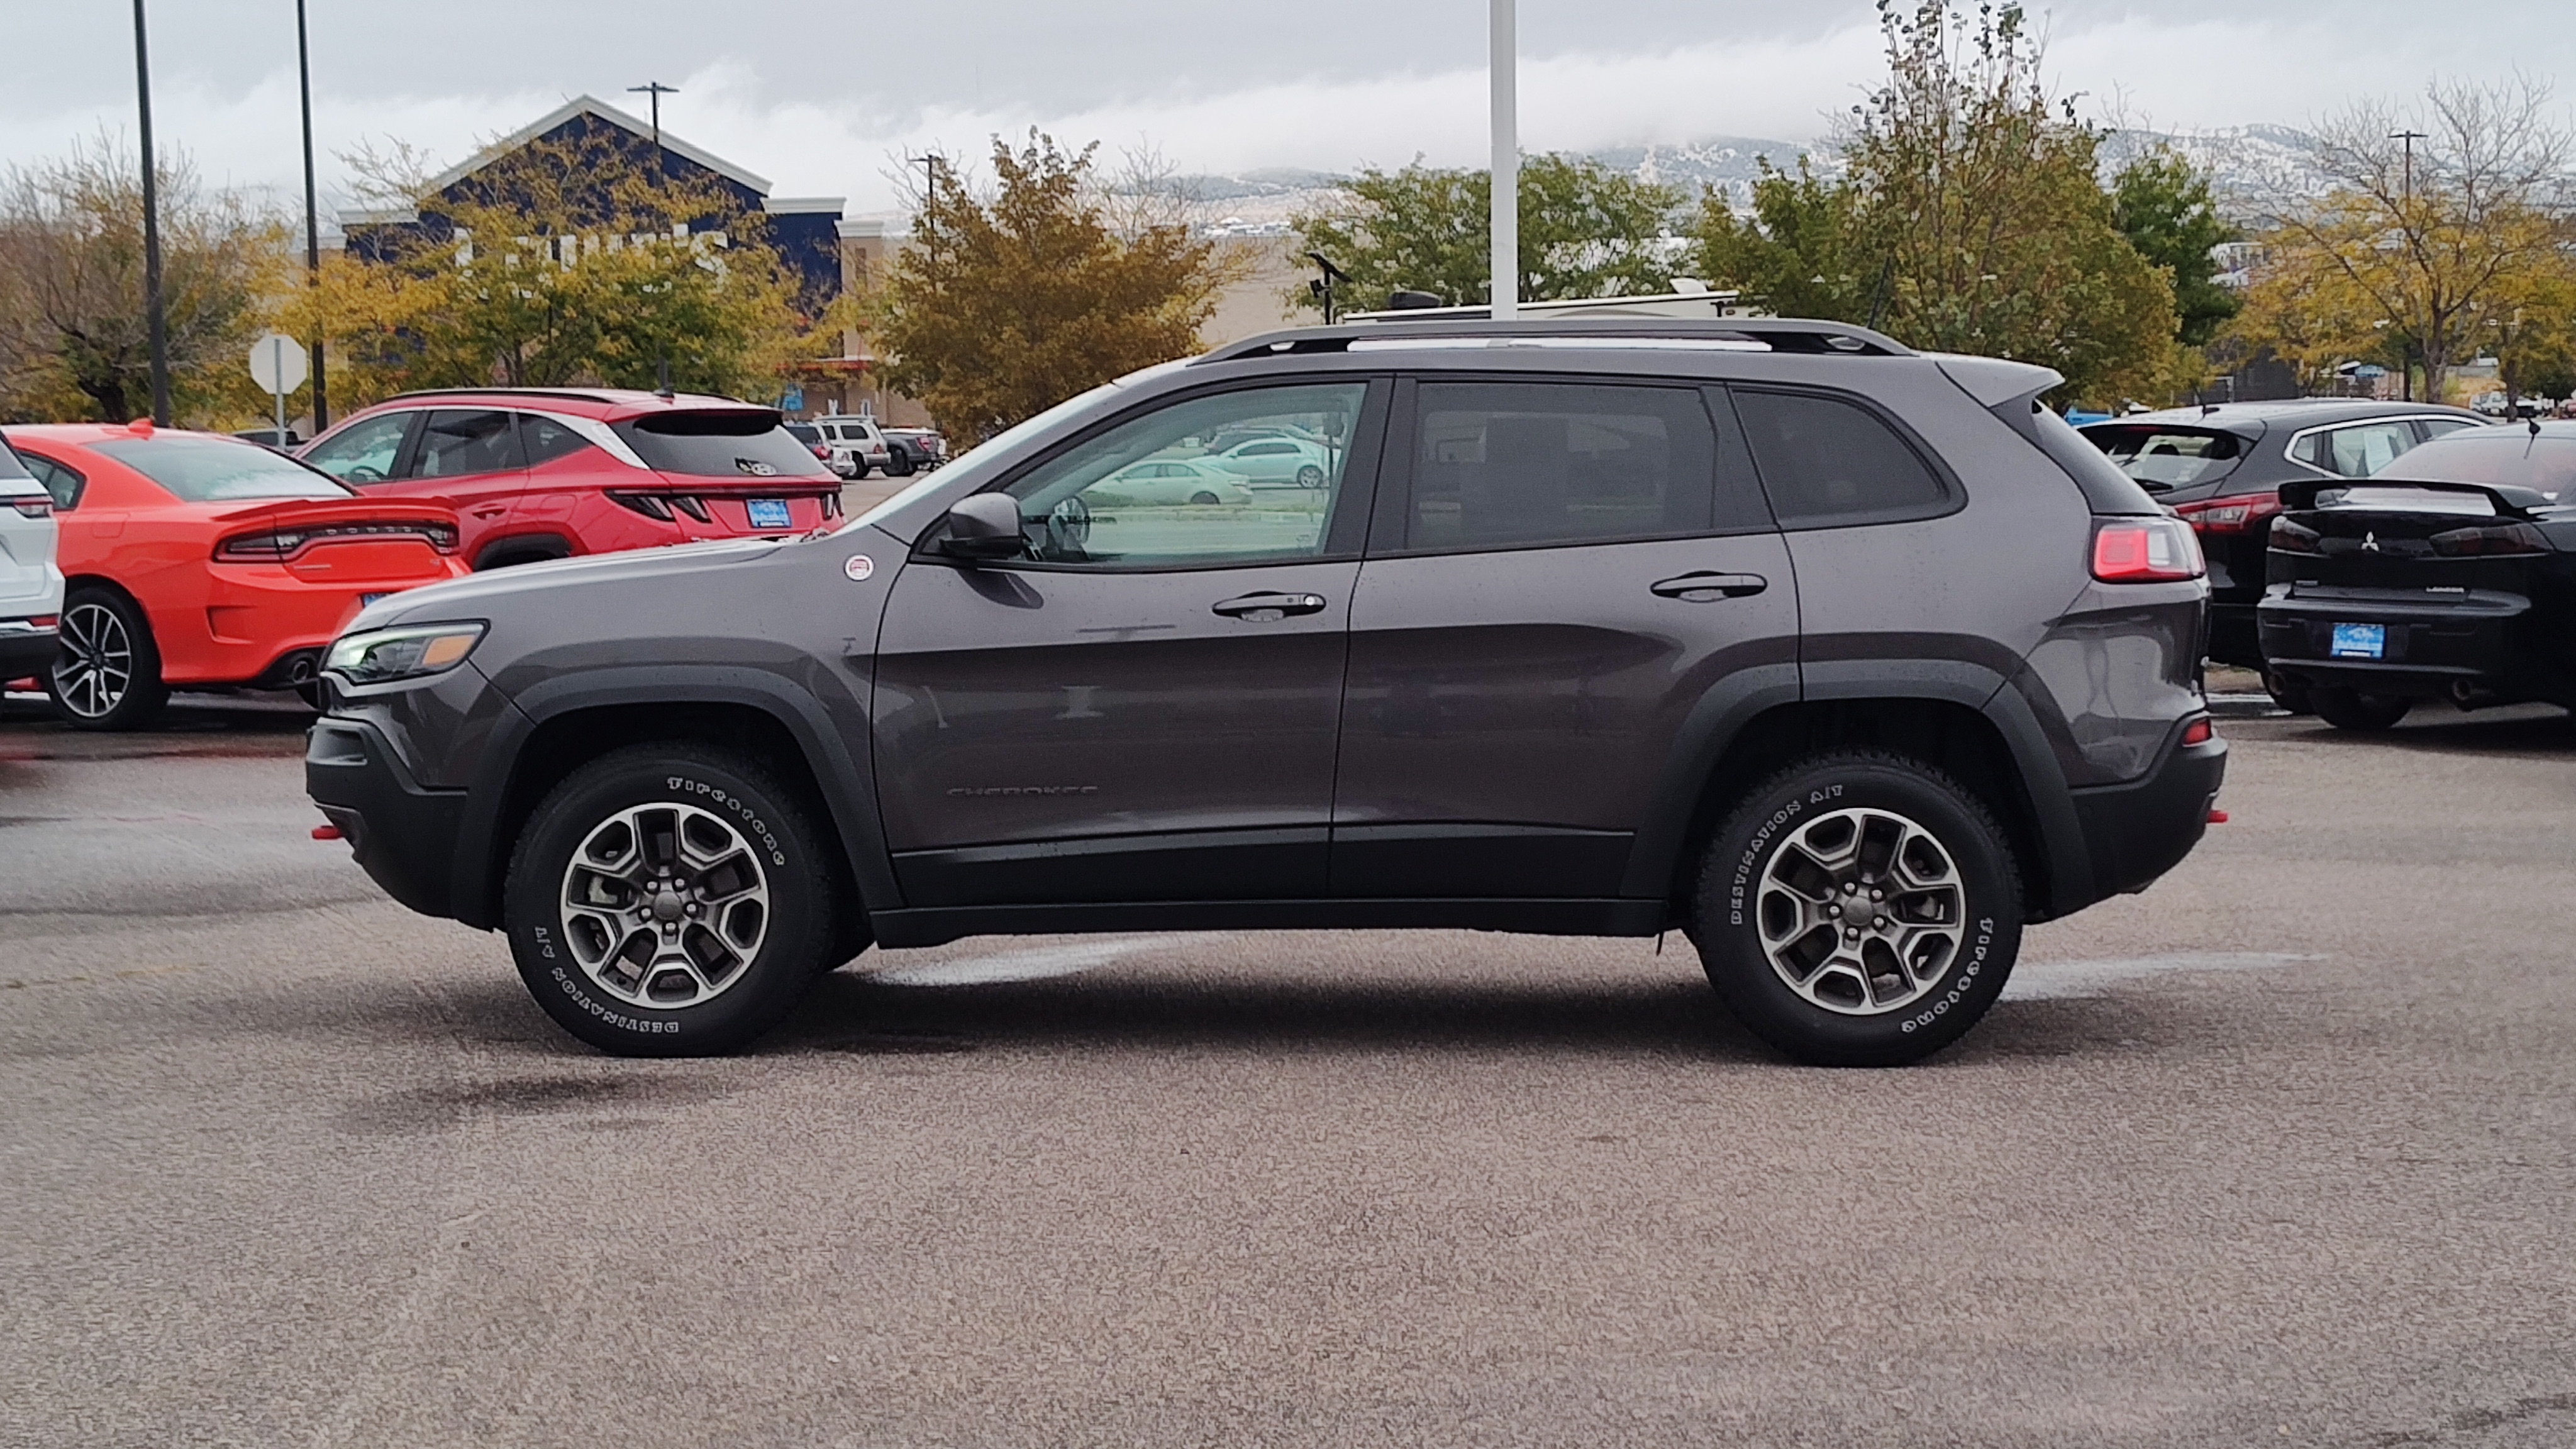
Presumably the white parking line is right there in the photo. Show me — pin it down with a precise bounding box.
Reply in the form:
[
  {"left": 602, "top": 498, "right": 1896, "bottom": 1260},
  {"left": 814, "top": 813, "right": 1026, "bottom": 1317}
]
[
  {"left": 2002, "top": 952, "right": 2319, "bottom": 1001},
  {"left": 867, "top": 938, "right": 1167, "bottom": 988}
]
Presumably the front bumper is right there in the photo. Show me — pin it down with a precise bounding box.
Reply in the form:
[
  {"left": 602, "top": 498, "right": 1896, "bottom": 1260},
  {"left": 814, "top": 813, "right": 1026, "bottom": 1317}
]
[
  {"left": 306, "top": 716, "right": 464, "bottom": 919},
  {"left": 2067, "top": 723, "right": 2228, "bottom": 901},
  {"left": 2257, "top": 586, "right": 2543, "bottom": 700}
]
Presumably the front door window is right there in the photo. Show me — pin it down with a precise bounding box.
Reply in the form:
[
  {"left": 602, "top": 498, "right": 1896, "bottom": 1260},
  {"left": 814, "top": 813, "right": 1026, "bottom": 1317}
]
[{"left": 303, "top": 412, "right": 414, "bottom": 486}]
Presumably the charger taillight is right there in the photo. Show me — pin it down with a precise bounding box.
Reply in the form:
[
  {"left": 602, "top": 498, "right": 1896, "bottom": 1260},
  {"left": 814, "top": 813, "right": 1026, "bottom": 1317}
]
[
  {"left": 2092, "top": 517, "right": 2206, "bottom": 583},
  {"left": 8, "top": 496, "right": 51, "bottom": 519}
]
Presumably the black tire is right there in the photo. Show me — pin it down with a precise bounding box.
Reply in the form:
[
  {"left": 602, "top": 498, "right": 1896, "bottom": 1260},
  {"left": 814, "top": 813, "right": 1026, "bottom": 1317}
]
[
  {"left": 2263, "top": 669, "right": 2313, "bottom": 716},
  {"left": 1295, "top": 464, "right": 1325, "bottom": 489},
  {"left": 502, "top": 744, "right": 841, "bottom": 1056},
  {"left": 47, "top": 587, "right": 167, "bottom": 731},
  {"left": 1688, "top": 750, "right": 2023, "bottom": 1067},
  {"left": 886, "top": 447, "right": 916, "bottom": 478},
  {"left": 2311, "top": 687, "right": 2411, "bottom": 732},
  {"left": 1189, "top": 489, "right": 1219, "bottom": 505}
]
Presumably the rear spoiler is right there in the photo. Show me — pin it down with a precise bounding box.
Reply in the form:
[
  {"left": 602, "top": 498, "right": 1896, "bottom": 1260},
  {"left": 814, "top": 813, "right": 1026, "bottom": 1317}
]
[{"left": 2280, "top": 477, "right": 2551, "bottom": 517}]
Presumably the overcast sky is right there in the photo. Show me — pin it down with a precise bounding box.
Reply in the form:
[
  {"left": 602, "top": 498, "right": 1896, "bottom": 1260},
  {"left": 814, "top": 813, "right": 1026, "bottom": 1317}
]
[{"left": 8, "top": 1, "right": 2574, "bottom": 216}]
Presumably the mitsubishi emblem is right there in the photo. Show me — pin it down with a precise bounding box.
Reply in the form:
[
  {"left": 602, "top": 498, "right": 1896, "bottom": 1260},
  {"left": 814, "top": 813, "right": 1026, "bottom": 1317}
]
[{"left": 2363, "top": 531, "right": 2379, "bottom": 552}]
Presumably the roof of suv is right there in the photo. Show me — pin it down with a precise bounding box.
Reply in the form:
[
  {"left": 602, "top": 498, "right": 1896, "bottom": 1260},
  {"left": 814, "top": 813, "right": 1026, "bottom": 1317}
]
[
  {"left": 1201, "top": 316, "right": 1918, "bottom": 362},
  {"left": 362, "top": 387, "right": 772, "bottom": 420},
  {"left": 2092, "top": 399, "right": 2487, "bottom": 439}
]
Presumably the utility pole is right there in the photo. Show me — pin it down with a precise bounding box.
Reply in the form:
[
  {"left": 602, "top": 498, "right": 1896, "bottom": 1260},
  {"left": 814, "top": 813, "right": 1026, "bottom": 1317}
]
[
  {"left": 629, "top": 81, "right": 677, "bottom": 180},
  {"left": 131, "top": 0, "right": 170, "bottom": 426},
  {"left": 297, "top": 0, "right": 326, "bottom": 429},
  {"left": 1307, "top": 252, "right": 1348, "bottom": 325},
  {"left": 2391, "top": 128, "right": 2428, "bottom": 402},
  {"left": 1489, "top": 0, "right": 1517, "bottom": 321}
]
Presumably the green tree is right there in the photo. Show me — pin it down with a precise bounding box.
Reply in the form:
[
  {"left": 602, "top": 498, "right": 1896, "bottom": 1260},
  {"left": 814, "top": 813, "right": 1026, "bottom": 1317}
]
[
  {"left": 0, "top": 136, "right": 276, "bottom": 425},
  {"left": 872, "top": 132, "right": 1234, "bottom": 440},
  {"left": 1288, "top": 153, "right": 1685, "bottom": 313},
  {"left": 1688, "top": 0, "right": 2180, "bottom": 406},
  {"left": 2110, "top": 148, "right": 2240, "bottom": 347}
]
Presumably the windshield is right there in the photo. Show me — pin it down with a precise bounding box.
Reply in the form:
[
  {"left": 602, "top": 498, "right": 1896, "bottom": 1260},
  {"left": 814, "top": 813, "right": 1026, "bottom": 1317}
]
[
  {"left": 89, "top": 434, "right": 351, "bottom": 501},
  {"left": 2080, "top": 425, "right": 2245, "bottom": 489},
  {"left": 2379, "top": 432, "right": 2576, "bottom": 499},
  {"left": 613, "top": 411, "right": 836, "bottom": 481}
]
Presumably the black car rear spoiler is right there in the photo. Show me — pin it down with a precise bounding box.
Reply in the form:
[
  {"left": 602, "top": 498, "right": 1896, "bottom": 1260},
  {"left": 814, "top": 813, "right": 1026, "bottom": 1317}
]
[{"left": 2279, "top": 477, "right": 2552, "bottom": 518}]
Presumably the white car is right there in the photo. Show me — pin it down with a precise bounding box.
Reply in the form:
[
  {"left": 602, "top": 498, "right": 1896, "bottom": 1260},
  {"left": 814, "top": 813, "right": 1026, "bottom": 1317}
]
[
  {"left": 0, "top": 436, "right": 64, "bottom": 686},
  {"left": 1093, "top": 458, "right": 1255, "bottom": 506},
  {"left": 1206, "top": 436, "right": 1331, "bottom": 488}
]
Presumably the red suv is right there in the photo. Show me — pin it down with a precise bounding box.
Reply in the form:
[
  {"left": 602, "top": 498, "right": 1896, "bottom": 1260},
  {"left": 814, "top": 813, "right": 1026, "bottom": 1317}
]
[{"left": 297, "top": 389, "right": 842, "bottom": 570}]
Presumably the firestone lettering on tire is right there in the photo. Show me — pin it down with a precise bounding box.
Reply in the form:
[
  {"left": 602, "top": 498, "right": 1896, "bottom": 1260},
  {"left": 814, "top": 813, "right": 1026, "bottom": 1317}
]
[
  {"left": 666, "top": 775, "right": 787, "bottom": 865},
  {"left": 550, "top": 965, "right": 680, "bottom": 1034}
]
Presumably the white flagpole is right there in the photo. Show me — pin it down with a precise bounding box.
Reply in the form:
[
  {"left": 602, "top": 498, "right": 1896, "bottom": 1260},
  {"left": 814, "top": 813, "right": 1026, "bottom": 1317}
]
[{"left": 1490, "top": 0, "right": 1517, "bottom": 321}]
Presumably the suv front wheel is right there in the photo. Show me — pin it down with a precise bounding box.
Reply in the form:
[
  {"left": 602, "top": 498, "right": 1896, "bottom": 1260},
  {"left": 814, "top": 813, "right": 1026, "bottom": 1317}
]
[
  {"left": 502, "top": 745, "right": 838, "bottom": 1055},
  {"left": 1690, "top": 751, "right": 2023, "bottom": 1067}
]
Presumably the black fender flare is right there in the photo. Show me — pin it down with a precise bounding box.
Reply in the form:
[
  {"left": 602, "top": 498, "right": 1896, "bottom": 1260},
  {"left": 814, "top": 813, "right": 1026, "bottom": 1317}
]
[
  {"left": 1620, "top": 658, "right": 2097, "bottom": 919},
  {"left": 449, "top": 665, "right": 901, "bottom": 929}
]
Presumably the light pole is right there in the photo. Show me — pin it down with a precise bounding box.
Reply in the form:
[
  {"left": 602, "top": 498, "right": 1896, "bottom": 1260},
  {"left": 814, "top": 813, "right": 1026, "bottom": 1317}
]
[
  {"left": 2390, "top": 128, "right": 2428, "bottom": 402},
  {"left": 131, "top": 0, "right": 171, "bottom": 425},
  {"left": 1489, "top": 0, "right": 1517, "bottom": 321},
  {"left": 297, "top": 0, "right": 326, "bottom": 429},
  {"left": 1307, "top": 252, "right": 1348, "bottom": 325}
]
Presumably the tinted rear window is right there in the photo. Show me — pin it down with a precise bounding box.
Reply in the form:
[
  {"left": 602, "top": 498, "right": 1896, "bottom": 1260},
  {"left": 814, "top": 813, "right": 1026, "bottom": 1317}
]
[
  {"left": 1405, "top": 381, "right": 1729, "bottom": 551},
  {"left": 1733, "top": 389, "right": 1949, "bottom": 527},
  {"left": 784, "top": 424, "right": 821, "bottom": 444},
  {"left": 2378, "top": 432, "right": 2576, "bottom": 499},
  {"left": 88, "top": 435, "right": 350, "bottom": 501},
  {"left": 613, "top": 411, "right": 836, "bottom": 480},
  {"left": 2080, "top": 424, "right": 2244, "bottom": 489}
]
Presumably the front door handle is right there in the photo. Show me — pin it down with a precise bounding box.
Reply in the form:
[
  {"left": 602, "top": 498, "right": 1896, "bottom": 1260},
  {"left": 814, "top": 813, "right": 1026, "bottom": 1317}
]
[
  {"left": 1651, "top": 572, "right": 1767, "bottom": 601},
  {"left": 471, "top": 504, "right": 509, "bottom": 518},
  {"left": 1212, "top": 591, "right": 1328, "bottom": 621}
]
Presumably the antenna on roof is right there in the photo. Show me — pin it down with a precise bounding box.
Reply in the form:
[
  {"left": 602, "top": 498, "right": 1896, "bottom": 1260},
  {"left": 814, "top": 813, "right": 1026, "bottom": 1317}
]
[{"left": 655, "top": 358, "right": 674, "bottom": 401}]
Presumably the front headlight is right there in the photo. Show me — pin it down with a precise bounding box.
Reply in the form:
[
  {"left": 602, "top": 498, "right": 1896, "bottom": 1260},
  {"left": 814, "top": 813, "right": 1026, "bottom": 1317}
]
[{"left": 324, "top": 623, "right": 486, "bottom": 686}]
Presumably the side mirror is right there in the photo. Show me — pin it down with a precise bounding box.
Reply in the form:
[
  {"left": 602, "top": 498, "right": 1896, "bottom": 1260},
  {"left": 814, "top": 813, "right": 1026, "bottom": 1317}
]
[{"left": 936, "top": 492, "right": 1026, "bottom": 560}]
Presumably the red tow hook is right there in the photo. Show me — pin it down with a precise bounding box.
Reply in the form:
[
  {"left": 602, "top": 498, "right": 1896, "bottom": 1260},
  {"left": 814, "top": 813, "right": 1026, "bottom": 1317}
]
[{"left": 311, "top": 823, "right": 343, "bottom": 841}]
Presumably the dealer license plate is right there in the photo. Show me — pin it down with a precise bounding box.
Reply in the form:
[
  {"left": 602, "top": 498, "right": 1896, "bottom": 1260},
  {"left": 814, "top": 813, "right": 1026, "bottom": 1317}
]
[
  {"left": 2329, "top": 622, "right": 2386, "bottom": 660},
  {"left": 746, "top": 498, "right": 792, "bottom": 530}
]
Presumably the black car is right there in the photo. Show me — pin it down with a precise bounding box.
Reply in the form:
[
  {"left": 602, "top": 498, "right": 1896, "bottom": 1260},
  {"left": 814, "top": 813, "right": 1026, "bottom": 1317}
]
[
  {"left": 2258, "top": 419, "right": 2576, "bottom": 730},
  {"left": 2080, "top": 401, "right": 2486, "bottom": 708},
  {"left": 304, "top": 316, "right": 2224, "bottom": 1067}
]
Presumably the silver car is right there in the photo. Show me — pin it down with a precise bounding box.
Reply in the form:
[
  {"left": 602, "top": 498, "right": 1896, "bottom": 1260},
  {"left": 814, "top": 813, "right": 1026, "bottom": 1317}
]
[{"left": 0, "top": 436, "right": 64, "bottom": 684}]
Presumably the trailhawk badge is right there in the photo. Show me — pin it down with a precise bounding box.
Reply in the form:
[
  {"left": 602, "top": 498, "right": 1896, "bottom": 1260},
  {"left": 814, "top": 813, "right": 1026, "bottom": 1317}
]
[{"left": 843, "top": 553, "right": 875, "bottom": 581}]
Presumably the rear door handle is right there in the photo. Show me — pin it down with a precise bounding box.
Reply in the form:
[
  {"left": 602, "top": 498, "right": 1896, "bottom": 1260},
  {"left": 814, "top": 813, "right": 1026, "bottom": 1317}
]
[
  {"left": 1212, "top": 591, "right": 1328, "bottom": 620},
  {"left": 471, "top": 504, "right": 509, "bottom": 518},
  {"left": 1651, "top": 572, "right": 1767, "bottom": 601}
]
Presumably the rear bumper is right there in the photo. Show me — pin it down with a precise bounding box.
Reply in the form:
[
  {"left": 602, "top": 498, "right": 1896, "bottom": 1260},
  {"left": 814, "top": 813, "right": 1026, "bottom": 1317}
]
[
  {"left": 2257, "top": 587, "right": 2552, "bottom": 700},
  {"left": 0, "top": 626, "right": 58, "bottom": 679},
  {"left": 2067, "top": 724, "right": 2228, "bottom": 901},
  {"left": 306, "top": 716, "right": 464, "bottom": 919}
]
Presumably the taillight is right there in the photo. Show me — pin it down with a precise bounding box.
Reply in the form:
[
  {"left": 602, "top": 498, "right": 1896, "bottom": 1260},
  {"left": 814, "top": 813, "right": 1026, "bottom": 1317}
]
[
  {"left": 214, "top": 520, "right": 457, "bottom": 560},
  {"left": 2091, "top": 516, "right": 2204, "bottom": 583},
  {"left": 2428, "top": 521, "right": 2550, "bottom": 557},
  {"left": 2268, "top": 517, "right": 2321, "bottom": 554},
  {"left": 668, "top": 495, "right": 711, "bottom": 524},
  {"left": 2173, "top": 492, "right": 2282, "bottom": 535},
  {"left": 8, "top": 496, "right": 51, "bottom": 519},
  {"left": 2182, "top": 717, "right": 2215, "bottom": 747}
]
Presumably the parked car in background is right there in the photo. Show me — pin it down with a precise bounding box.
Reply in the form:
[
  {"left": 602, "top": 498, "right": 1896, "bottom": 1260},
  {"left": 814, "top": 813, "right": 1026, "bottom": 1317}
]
[
  {"left": 297, "top": 389, "right": 841, "bottom": 570},
  {"left": 0, "top": 435, "right": 64, "bottom": 686},
  {"left": 308, "top": 316, "right": 2223, "bottom": 1068},
  {"left": 882, "top": 426, "right": 947, "bottom": 472},
  {"left": 234, "top": 427, "right": 304, "bottom": 451},
  {"left": 3, "top": 423, "right": 470, "bottom": 729},
  {"left": 2257, "top": 419, "right": 2576, "bottom": 731},
  {"left": 1207, "top": 435, "right": 1333, "bottom": 488},
  {"left": 811, "top": 416, "right": 900, "bottom": 479},
  {"left": 782, "top": 422, "right": 848, "bottom": 479},
  {"left": 1091, "top": 457, "right": 1256, "bottom": 506},
  {"left": 2080, "top": 400, "right": 2486, "bottom": 709}
]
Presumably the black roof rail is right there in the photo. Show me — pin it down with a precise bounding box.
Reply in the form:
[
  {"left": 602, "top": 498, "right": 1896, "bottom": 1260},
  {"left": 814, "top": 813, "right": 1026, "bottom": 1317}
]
[
  {"left": 374, "top": 386, "right": 757, "bottom": 408},
  {"left": 1195, "top": 316, "right": 1915, "bottom": 364}
]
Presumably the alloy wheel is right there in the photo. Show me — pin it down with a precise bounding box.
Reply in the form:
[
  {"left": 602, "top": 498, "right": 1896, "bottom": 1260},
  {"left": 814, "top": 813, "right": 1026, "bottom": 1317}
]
[
  {"left": 1755, "top": 806, "right": 1967, "bottom": 1015},
  {"left": 52, "top": 602, "right": 133, "bottom": 720},
  {"left": 558, "top": 801, "right": 773, "bottom": 1008}
]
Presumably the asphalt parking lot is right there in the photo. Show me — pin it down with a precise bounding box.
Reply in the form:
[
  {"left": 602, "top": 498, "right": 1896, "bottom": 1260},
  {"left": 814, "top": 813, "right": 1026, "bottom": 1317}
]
[{"left": 4, "top": 691, "right": 2573, "bottom": 1448}]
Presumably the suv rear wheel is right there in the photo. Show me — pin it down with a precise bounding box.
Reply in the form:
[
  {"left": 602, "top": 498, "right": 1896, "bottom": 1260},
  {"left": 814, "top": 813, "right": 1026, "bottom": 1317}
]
[
  {"left": 502, "top": 745, "right": 837, "bottom": 1055},
  {"left": 1689, "top": 751, "right": 2023, "bottom": 1067}
]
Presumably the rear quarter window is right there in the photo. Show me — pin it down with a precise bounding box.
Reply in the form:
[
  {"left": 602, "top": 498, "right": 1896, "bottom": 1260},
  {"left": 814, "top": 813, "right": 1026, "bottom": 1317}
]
[
  {"left": 613, "top": 411, "right": 836, "bottom": 480},
  {"left": 1729, "top": 388, "right": 1951, "bottom": 528}
]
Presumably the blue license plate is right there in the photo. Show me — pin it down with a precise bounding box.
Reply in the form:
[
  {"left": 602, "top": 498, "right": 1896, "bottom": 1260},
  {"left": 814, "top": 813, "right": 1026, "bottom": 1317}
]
[
  {"left": 746, "top": 498, "right": 792, "bottom": 530},
  {"left": 358, "top": 592, "right": 389, "bottom": 607},
  {"left": 2330, "top": 622, "right": 2386, "bottom": 659}
]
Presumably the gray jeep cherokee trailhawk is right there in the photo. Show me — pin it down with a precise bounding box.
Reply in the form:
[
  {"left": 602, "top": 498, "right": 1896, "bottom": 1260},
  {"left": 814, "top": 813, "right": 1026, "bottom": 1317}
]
[{"left": 307, "top": 318, "right": 2225, "bottom": 1066}]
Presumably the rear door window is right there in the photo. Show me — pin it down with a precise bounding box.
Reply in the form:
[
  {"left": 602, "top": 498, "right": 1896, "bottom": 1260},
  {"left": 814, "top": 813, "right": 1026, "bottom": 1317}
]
[
  {"left": 613, "top": 411, "right": 836, "bottom": 480},
  {"left": 15, "top": 450, "right": 85, "bottom": 509},
  {"left": 408, "top": 410, "right": 524, "bottom": 479},
  {"left": 1730, "top": 388, "right": 1951, "bottom": 528},
  {"left": 2291, "top": 421, "right": 2414, "bottom": 477},
  {"left": 1394, "top": 380, "right": 1739, "bottom": 552}
]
